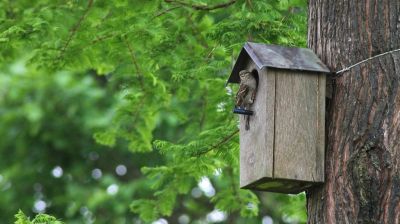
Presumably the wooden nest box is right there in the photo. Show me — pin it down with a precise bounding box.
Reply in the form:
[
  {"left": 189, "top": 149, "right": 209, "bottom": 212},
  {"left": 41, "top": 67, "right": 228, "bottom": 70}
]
[{"left": 227, "top": 42, "right": 330, "bottom": 194}]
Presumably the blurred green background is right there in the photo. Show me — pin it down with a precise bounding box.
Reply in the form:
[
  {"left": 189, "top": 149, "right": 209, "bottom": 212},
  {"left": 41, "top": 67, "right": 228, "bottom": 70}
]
[{"left": 0, "top": 0, "right": 308, "bottom": 223}]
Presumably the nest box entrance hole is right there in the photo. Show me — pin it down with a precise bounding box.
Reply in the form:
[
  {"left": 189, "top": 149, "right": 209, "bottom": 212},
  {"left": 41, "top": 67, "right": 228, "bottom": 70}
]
[{"left": 251, "top": 69, "right": 259, "bottom": 88}]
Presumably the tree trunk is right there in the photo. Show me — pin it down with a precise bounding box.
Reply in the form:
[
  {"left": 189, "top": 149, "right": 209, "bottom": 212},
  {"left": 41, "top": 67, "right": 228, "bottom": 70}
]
[{"left": 307, "top": 1, "right": 400, "bottom": 223}]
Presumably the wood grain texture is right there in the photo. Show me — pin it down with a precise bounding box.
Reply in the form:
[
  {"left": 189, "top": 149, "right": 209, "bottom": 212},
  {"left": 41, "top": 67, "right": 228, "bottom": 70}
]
[
  {"left": 240, "top": 60, "right": 274, "bottom": 187},
  {"left": 273, "top": 70, "right": 321, "bottom": 182},
  {"left": 315, "top": 74, "right": 326, "bottom": 182},
  {"left": 239, "top": 64, "right": 325, "bottom": 192},
  {"left": 308, "top": 1, "right": 400, "bottom": 223},
  {"left": 265, "top": 69, "right": 276, "bottom": 181}
]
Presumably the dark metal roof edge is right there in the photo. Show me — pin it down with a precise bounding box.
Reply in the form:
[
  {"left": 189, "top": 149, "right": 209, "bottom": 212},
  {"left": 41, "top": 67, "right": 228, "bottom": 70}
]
[
  {"left": 243, "top": 42, "right": 264, "bottom": 70},
  {"left": 261, "top": 65, "right": 331, "bottom": 73},
  {"left": 226, "top": 42, "right": 330, "bottom": 85},
  {"left": 227, "top": 47, "right": 249, "bottom": 84},
  {"left": 246, "top": 42, "right": 331, "bottom": 73}
]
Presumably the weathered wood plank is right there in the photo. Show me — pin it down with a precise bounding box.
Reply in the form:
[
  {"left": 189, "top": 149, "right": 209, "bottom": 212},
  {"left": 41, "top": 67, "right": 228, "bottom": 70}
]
[
  {"left": 315, "top": 74, "right": 326, "bottom": 182},
  {"left": 273, "top": 70, "right": 319, "bottom": 182},
  {"left": 240, "top": 62, "right": 275, "bottom": 187}
]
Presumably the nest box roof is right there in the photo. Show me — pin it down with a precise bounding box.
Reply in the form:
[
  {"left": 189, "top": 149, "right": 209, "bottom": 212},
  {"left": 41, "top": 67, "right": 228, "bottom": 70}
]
[{"left": 227, "top": 42, "right": 330, "bottom": 84}]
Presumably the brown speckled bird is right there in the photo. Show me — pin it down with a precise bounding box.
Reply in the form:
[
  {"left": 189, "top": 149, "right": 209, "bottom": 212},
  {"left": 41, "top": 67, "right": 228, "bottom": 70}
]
[{"left": 236, "top": 70, "right": 257, "bottom": 130}]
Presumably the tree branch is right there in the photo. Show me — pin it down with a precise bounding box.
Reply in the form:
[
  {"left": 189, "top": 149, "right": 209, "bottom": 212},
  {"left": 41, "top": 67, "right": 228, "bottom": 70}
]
[
  {"left": 59, "top": 0, "right": 94, "bottom": 59},
  {"left": 186, "top": 13, "right": 209, "bottom": 49},
  {"left": 91, "top": 33, "right": 116, "bottom": 45},
  {"left": 164, "top": 0, "right": 236, "bottom": 11},
  {"left": 121, "top": 37, "right": 145, "bottom": 90},
  {"left": 194, "top": 129, "right": 239, "bottom": 156},
  {"left": 153, "top": 5, "right": 182, "bottom": 19}
]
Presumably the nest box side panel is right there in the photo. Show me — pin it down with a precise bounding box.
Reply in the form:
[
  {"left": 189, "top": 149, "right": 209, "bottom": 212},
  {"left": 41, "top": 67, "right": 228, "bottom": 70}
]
[
  {"left": 316, "top": 74, "right": 326, "bottom": 182},
  {"left": 240, "top": 62, "right": 275, "bottom": 188},
  {"left": 273, "top": 70, "right": 320, "bottom": 182}
]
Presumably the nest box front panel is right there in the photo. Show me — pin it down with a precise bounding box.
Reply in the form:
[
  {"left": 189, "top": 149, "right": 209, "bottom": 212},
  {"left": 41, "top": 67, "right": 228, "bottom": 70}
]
[
  {"left": 273, "top": 70, "right": 325, "bottom": 183},
  {"left": 239, "top": 60, "right": 275, "bottom": 188},
  {"left": 239, "top": 68, "right": 325, "bottom": 192}
]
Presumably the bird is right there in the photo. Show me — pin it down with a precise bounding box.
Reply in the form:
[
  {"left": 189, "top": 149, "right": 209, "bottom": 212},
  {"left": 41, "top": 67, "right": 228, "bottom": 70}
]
[{"left": 235, "top": 70, "right": 257, "bottom": 130}]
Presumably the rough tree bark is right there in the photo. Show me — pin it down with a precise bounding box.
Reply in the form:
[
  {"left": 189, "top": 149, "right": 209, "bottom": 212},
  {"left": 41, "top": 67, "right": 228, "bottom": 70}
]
[{"left": 307, "top": 1, "right": 400, "bottom": 223}]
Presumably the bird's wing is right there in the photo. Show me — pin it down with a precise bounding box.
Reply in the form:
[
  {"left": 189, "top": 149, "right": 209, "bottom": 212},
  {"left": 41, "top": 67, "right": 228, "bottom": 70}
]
[{"left": 236, "top": 83, "right": 249, "bottom": 107}]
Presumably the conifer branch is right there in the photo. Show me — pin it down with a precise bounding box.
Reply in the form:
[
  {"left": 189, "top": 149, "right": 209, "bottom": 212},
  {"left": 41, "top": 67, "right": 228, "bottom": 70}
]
[
  {"left": 91, "top": 33, "right": 116, "bottom": 45},
  {"left": 226, "top": 167, "right": 246, "bottom": 214},
  {"left": 153, "top": 6, "right": 182, "bottom": 19},
  {"left": 246, "top": 0, "right": 254, "bottom": 10},
  {"left": 59, "top": 0, "right": 94, "bottom": 59},
  {"left": 186, "top": 13, "right": 209, "bottom": 49},
  {"left": 227, "top": 167, "right": 240, "bottom": 198},
  {"left": 121, "top": 37, "right": 148, "bottom": 126},
  {"left": 122, "top": 37, "right": 145, "bottom": 90},
  {"left": 194, "top": 129, "right": 239, "bottom": 156},
  {"left": 131, "top": 97, "right": 146, "bottom": 124},
  {"left": 164, "top": 0, "right": 236, "bottom": 11},
  {"left": 199, "top": 93, "right": 207, "bottom": 130}
]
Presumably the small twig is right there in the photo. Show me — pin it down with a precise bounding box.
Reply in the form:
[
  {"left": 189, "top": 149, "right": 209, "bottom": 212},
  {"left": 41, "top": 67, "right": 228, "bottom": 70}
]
[
  {"left": 121, "top": 36, "right": 145, "bottom": 90},
  {"left": 206, "top": 46, "right": 217, "bottom": 58},
  {"left": 246, "top": 0, "right": 254, "bottom": 10},
  {"left": 80, "top": 33, "right": 117, "bottom": 51},
  {"left": 91, "top": 33, "right": 116, "bottom": 45},
  {"left": 199, "top": 92, "right": 208, "bottom": 130},
  {"left": 59, "top": 0, "right": 94, "bottom": 59},
  {"left": 164, "top": 0, "right": 236, "bottom": 11},
  {"left": 194, "top": 129, "right": 239, "bottom": 156},
  {"left": 130, "top": 97, "right": 147, "bottom": 124},
  {"left": 186, "top": 13, "right": 209, "bottom": 49},
  {"left": 224, "top": 167, "right": 245, "bottom": 223},
  {"left": 227, "top": 167, "right": 239, "bottom": 196},
  {"left": 153, "top": 5, "right": 182, "bottom": 19}
]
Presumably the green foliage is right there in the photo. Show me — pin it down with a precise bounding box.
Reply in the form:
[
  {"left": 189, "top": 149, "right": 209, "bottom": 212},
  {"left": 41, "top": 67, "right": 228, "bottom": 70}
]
[
  {"left": 15, "top": 211, "right": 30, "bottom": 224},
  {"left": 279, "top": 194, "right": 307, "bottom": 223},
  {"left": 212, "top": 189, "right": 259, "bottom": 217},
  {"left": 0, "top": 61, "right": 145, "bottom": 223},
  {"left": 2, "top": 0, "right": 309, "bottom": 223},
  {"left": 15, "top": 210, "right": 63, "bottom": 224}
]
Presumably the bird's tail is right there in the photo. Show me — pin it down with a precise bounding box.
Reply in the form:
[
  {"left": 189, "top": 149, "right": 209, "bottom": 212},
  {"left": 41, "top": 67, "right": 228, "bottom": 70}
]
[{"left": 245, "top": 115, "right": 250, "bottom": 130}]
